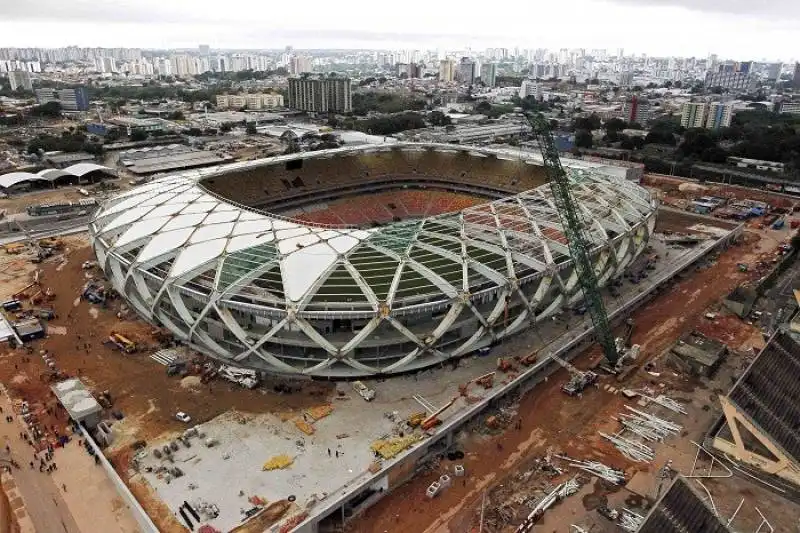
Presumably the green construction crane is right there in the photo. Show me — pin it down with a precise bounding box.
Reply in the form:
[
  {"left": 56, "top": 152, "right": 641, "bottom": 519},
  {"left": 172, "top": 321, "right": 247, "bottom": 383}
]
[{"left": 526, "top": 113, "right": 619, "bottom": 365}]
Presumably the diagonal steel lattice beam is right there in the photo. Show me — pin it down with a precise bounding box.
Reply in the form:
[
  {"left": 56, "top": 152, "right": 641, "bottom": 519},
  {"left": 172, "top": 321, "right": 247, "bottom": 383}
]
[{"left": 527, "top": 113, "right": 618, "bottom": 364}]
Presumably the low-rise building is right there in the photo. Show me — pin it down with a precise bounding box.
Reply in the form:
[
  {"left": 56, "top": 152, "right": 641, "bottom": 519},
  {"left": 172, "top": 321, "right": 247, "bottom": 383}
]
[{"left": 216, "top": 93, "right": 284, "bottom": 110}]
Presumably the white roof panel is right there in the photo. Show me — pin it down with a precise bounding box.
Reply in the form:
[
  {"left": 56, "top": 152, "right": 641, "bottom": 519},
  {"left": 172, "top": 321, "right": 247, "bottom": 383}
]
[
  {"left": 115, "top": 217, "right": 171, "bottom": 248},
  {"left": 181, "top": 202, "right": 218, "bottom": 215},
  {"left": 161, "top": 213, "right": 208, "bottom": 232},
  {"left": 233, "top": 220, "right": 272, "bottom": 236},
  {"left": 275, "top": 227, "right": 309, "bottom": 243},
  {"left": 239, "top": 211, "right": 268, "bottom": 221},
  {"left": 143, "top": 203, "right": 187, "bottom": 219},
  {"left": 281, "top": 243, "right": 338, "bottom": 301},
  {"left": 137, "top": 227, "right": 195, "bottom": 264},
  {"left": 204, "top": 211, "right": 240, "bottom": 225},
  {"left": 170, "top": 239, "right": 227, "bottom": 278},
  {"left": 278, "top": 232, "right": 322, "bottom": 255},
  {"left": 227, "top": 233, "right": 276, "bottom": 254},
  {"left": 140, "top": 191, "right": 182, "bottom": 207},
  {"left": 101, "top": 191, "right": 163, "bottom": 218},
  {"left": 99, "top": 205, "right": 154, "bottom": 234},
  {"left": 328, "top": 235, "right": 361, "bottom": 255},
  {"left": 272, "top": 219, "right": 299, "bottom": 231},
  {"left": 189, "top": 222, "right": 235, "bottom": 244}
]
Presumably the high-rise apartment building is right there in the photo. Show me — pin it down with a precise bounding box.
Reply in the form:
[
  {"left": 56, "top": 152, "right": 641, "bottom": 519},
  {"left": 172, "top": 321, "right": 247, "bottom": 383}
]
[
  {"left": 8, "top": 70, "right": 32, "bottom": 91},
  {"left": 288, "top": 76, "right": 352, "bottom": 113},
  {"left": 681, "top": 102, "right": 708, "bottom": 128},
  {"left": 36, "top": 86, "right": 89, "bottom": 111},
  {"left": 705, "top": 69, "right": 757, "bottom": 93},
  {"left": 289, "top": 56, "right": 313, "bottom": 75},
  {"left": 57, "top": 87, "right": 90, "bottom": 111},
  {"left": 481, "top": 63, "right": 497, "bottom": 87},
  {"left": 459, "top": 58, "right": 476, "bottom": 85},
  {"left": 794, "top": 63, "right": 800, "bottom": 90},
  {"left": 705, "top": 102, "right": 733, "bottom": 130},
  {"left": 519, "top": 79, "right": 540, "bottom": 99},
  {"left": 439, "top": 59, "right": 455, "bottom": 82}
]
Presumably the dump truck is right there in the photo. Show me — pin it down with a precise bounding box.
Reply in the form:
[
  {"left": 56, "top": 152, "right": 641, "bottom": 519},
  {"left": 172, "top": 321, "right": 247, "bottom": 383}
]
[{"left": 353, "top": 381, "right": 375, "bottom": 401}]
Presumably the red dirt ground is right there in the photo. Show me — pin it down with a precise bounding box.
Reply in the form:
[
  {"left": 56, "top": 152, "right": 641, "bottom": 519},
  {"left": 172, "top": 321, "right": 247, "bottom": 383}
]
[{"left": 349, "top": 229, "right": 776, "bottom": 533}]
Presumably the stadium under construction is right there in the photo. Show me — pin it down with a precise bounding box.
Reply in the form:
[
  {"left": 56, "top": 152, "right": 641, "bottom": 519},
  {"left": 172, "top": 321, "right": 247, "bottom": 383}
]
[{"left": 89, "top": 144, "right": 657, "bottom": 378}]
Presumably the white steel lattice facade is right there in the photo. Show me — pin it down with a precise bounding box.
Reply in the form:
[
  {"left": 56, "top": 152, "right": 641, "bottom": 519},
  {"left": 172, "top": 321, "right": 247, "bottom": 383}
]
[{"left": 90, "top": 145, "right": 657, "bottom": 378}]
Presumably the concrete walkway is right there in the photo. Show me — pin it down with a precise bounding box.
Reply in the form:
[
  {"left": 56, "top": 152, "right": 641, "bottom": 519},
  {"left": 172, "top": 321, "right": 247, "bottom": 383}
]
[{"left": 0, "top": 389, "right": 140, "bottom": 533}]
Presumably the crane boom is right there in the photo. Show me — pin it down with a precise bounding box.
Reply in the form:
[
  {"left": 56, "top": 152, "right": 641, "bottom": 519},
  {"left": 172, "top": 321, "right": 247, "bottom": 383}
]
[{"left": 526, "top": 113, "right": 619, "bottom": 365}]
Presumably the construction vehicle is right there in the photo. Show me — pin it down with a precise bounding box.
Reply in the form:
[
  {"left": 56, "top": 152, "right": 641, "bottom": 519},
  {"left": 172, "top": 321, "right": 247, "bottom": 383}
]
[
  {"left": 82, "top": 282, "right": 106, "bottom": 304},
  {"left": 108, "top": 332, "right": 136, "bottom": 354},
  {"left": 420, "top": 397, "right": 457, "bottom": 431},
  {"left": 527, "top": 113, "right": 619, "bottom": 366},
  {"left": 549, "top": 353, "right": 598, "bottom": 396},
  {"left": 37, "top": 238, "right": 64, "bottom": 250},
  {"left": 219, "top": 364, "right": 258, "bottom": 388},
  {"left": 519, "top": 353, "right": 538, "bottom": 367},
  {"left": 353, "top": 380, "right": 375, "bottom": 401},
  {"left": 166, "top": 361, "right": 187, "bottom": 377},
  {"left": 33, "top": 308, "right": 56, "bottom": 320},
  {"left": 4, "top": 243, "right": 25, "bottom": 255},
  {"left": 458, "top": 371, "right": 496, "bottom": 397}
]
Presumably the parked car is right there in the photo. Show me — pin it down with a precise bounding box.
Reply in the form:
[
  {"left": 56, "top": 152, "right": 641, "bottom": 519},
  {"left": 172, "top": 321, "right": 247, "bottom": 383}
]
[{"left": 175, "top": 411, "right": 191, "bottom": 423}]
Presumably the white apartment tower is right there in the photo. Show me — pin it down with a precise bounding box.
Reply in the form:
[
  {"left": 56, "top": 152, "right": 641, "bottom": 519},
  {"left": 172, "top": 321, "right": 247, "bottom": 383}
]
[
  {"left": 680, "top": 102, "right": 707, "bottom": 129},
  {"left": 8, "top": 70, "right": 32, "bottom": 91},
  {"left": 439, "top": 59, "right": 455, "bottom": 82}
]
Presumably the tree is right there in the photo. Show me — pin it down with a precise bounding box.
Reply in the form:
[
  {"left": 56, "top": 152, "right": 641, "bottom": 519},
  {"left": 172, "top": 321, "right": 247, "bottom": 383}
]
[
  {"left": 428, "top": 111, "right": 451, "bottom": 127},
  {"left": 603, "top": 118, "right": 627, "bottom": 142},
  {"left": 575, "top": 129, "right": 593, "bottom": 148},
  {"left": 574, "top": 114, "right": 601, "bottom": 131},
  {"left": 245, "top": 123, "right": 258, "bottom": 135},
  {"left": 29, "top": 101, "right": 62, "bottom": 117},
  {"left": 474, "top": 101, "right": 492, "bottom": 115},
  {"left": 129, "top": 130, "right": 148, "bottom": 142},
  {"left": 219, "top": 123, "right": 233, "bottom": 133}
]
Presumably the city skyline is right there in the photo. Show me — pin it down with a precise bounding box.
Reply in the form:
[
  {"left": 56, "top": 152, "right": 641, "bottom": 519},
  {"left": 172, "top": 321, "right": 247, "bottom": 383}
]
[{"left": 0, "top": 0, "right": 798, "bottom": 61}]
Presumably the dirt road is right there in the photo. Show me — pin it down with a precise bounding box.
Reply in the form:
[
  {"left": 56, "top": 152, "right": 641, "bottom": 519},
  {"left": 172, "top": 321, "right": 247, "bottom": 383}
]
[{"left": 0, "top": 393, "right": 81, "bottom": 533}]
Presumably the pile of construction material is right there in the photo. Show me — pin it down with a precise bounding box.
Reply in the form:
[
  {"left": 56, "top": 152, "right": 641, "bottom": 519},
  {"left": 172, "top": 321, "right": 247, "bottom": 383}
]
[
  {"left": 514, "top": 477, "right": 581, "bottom": 533},
  {"left": 616, "top": 406, "right": 683, "bottom": 443},
  {"left": 555, "top": 455, "right": 625, "bottom": 484},
  {"left": 262, "top": 454, "right": 294, "bottom": 471},
  {"left": 371, "top": 434, "right": 423, "bottom": 460}
]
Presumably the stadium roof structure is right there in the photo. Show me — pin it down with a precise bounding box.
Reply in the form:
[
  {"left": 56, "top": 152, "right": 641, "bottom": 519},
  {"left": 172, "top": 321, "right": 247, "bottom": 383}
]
[
  {"left": 636, "top": 476, "right": 730, "bottom": 533},
  {"left": 90, "top": 144, "right": 656, "bottom": 377},
  {"left": 713, "top": 330, "right": 800, "bottom": 486},
  {"left": 0, "top": 163, "right": 114, "bottom": 189}
]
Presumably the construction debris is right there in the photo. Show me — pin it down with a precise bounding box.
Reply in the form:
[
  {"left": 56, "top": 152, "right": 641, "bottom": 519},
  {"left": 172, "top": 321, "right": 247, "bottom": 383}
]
[
  {"left": 599, "top": 431, "right": 655, "bottom": 463},
  {"left": 554, "top": 455, "right": 626, "bottom": 484},
  {"left": 514, "top": 477, "right": 581, "bottom": 532},
  {"left": 262, "top": 454, "right": 294, "bottom": 471},
  {"left": 645, "top": 394, "right": 689, "bottom": 415},
  {"left": 618, "top": 405, "right": 683, "bottom": 442},
  {"left": 619, "top": 508, "right": 645, "bottom": 532}
]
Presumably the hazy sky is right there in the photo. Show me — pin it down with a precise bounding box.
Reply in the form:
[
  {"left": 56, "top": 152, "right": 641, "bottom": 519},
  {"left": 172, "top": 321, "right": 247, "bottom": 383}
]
[{"left": 0, "top": 0, "right": 797, "bottom": 60}]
